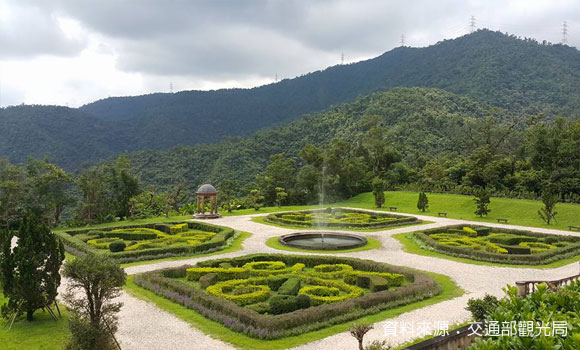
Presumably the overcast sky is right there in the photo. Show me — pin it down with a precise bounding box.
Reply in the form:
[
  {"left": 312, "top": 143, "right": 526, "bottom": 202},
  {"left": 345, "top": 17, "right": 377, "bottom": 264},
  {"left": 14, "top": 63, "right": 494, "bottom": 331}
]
[{"left": 1, "top": 0, "right": 579, "bottom": 108}]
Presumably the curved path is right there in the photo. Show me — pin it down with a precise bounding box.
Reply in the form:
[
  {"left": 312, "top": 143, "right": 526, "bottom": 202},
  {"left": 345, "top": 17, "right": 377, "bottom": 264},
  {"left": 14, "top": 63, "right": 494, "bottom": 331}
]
[{"left": 107, "top": 209, "right": 580, "bottom": 350}]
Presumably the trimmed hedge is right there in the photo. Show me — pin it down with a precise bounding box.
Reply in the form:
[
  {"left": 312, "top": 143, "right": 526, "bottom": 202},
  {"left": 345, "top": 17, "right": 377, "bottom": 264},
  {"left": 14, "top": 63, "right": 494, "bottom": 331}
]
[
  {"left": 265, "top": 208, "right": 420, "bottom": 229},
  {"left": 133, "top": 254, "right": 440, "bottom": 339},
  {"left": 278, "top": 277, "right": 301, "bottom": 295},
  {"left": 269, "top": 295, "right": 311, "bottom": 314},
  {"left": 57, "top": 221, "right": 236, "bottom": 263},
  {"left": 414, "top": 224, "right": 580, "bottom": 265},
  {"left": 206, "top": 279, "right": 271, "bottom": 306},
  {"left": 109, "top": 241, "right": 126, "bottom": 252}
]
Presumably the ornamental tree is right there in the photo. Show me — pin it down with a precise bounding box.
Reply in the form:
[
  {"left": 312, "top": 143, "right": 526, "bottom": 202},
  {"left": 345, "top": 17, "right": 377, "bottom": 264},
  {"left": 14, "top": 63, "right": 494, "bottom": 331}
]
[{"left": 0, "top": 212, "right": 65, "bottom": 321}]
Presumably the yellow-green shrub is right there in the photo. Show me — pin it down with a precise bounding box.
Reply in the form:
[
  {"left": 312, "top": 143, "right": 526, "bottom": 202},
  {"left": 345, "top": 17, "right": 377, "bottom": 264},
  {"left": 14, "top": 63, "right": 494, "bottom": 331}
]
[{"left": 206, "top": 279, "right": 271, "bottom": 306}]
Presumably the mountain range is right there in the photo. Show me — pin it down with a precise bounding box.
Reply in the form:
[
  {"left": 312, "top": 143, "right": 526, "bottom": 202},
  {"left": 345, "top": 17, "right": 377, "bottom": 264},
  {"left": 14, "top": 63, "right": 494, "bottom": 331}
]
[{"left": 1, "top": 29, "right": 579, "bottom": 169}]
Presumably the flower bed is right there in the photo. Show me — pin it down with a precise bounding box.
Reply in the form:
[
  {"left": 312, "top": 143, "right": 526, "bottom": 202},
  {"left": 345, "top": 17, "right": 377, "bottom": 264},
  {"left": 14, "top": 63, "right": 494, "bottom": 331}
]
[
  {"left": 265, "top": 208, "right": 420, "bottom": 229},
  {"left": 56, "top": 221, "right": 235, "bottom": 263},
  {"left": 133, "top": 254, "right": 441, "bottom": 339},
  {"left": 413, "top": 225, "right": 580, "bottom": 265}
]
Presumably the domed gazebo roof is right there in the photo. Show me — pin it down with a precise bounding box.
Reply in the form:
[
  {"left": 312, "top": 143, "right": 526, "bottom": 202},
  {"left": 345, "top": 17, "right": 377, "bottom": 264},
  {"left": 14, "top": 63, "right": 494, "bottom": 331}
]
[{"left": 196, "top": 184, "right": 217, "bottom": 195}]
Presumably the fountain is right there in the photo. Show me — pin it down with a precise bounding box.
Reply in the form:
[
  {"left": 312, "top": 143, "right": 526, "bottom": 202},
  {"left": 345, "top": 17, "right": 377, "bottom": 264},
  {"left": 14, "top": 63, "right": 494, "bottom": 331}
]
[{"left": 278, "top": 231, "right": 367, "bottom": 250}]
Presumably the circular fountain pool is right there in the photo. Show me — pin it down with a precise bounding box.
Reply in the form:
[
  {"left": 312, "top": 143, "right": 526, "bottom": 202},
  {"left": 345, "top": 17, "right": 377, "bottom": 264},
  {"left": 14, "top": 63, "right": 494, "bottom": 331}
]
[{"left": 278, "top": 232, "right": 367, "bottom": 250}]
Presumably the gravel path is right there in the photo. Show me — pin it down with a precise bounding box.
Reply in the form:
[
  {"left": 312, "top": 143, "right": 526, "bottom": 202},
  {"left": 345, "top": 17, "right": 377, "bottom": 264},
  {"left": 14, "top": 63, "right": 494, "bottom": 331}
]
[{"left": 107, "top": 209, "right": 580, "bottom": 350}]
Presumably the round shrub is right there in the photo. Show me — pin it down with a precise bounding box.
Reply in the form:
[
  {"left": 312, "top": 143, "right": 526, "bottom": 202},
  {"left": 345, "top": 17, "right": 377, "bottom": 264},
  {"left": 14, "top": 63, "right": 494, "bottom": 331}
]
[
  {"left": 109, "top": 241, "right": 126, "bottom": 252},
  {"left": 243, "top": 261, "right": 286, "bottom": 270},
  {"left": 299, "top": 286, "right": 339, "bottom": 297},
  {"left": 312, "top": 264, "right": 354, "bottom": 278}
]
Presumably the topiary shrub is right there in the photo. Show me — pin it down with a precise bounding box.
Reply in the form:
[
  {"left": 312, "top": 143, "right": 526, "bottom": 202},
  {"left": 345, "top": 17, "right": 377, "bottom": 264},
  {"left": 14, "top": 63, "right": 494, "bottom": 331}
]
[
  {"left": 369, "top": 276, "right": 389, "bottom": 292},
  {"left": 199, "top": 273, "right": 219, "bottom": 289},
  {"left": 109, "top": 241, "right": 126, "bottom": 252},
  {"left": 246, "top": 302, "right": 271, "bottom": 314},
  {"left": 267, "top": 276, "right": 289, "bottom": 291},
  {"left": 278, "top": 277, "right": 301, "bottom": 295},
  {"left": 269, "top": 294, "right": 311, "bottom": 314}
]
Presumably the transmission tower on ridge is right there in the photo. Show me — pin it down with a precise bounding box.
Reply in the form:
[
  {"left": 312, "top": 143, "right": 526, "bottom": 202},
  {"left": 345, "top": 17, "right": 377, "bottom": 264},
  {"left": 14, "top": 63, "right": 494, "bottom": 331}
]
[
  {"left": 170, "top": 82, "right": 173, "bottom": 93},
  {"left": 341, "top": 52, "right": 344, "bottom": 65},
  {"left": 469, "top": 16, "right": 476, "bottom": 33},
  {"left": 400, "top": 34, "right": 406, "bottom": 47},
  {"left": 562, "top": 21, "right": 568, "bottom": 44}
]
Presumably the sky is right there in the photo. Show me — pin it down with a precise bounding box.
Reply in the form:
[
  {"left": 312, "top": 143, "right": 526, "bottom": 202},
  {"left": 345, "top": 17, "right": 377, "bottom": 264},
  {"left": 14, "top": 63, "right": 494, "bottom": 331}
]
[{"left": 1, "top": 0, "right": 579, "bottom": 108}]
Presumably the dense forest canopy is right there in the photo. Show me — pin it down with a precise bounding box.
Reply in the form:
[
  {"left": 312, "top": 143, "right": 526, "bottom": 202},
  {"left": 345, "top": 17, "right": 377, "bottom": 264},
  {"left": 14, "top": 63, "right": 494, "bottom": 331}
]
[{"left": 1, "top": 29, "right": 580, "bottom": 169}]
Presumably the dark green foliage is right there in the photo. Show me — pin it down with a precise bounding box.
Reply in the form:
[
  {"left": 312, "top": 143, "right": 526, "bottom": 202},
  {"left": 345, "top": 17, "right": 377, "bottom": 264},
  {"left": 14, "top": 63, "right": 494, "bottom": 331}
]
[
  {"left": 497, "top": 244, "right": 531, "bottom": 255},
  {"left": 199, "top": 273, "right": 219, "bottom": 289},
  {"left": 356, "top": 275, "right": 372, "bottom": 289},
  {"left": 267, "top": 276, "right": 289, "bottom": 291},
  {"left": 268, "top": 295, "right": 311, "bottom": 315},
  {"left": 0, "top": 212, "right": 65, "bottom": 321},
  {"left": 108, "top": 241, "right": 126, "bottom": 253},
  {"left": 369, "top": 276, "right": 390, "bottom": 292},
  {"left": 63, "top": 255, "right": 126, "bottom": 350},
  {"left": 473, "top": 187, "right": 491, "bottom": 217},
  {"left": 466, "top": 294, "right": 499, "bottom": 322},
  {"left": 277, "top": 277, "right": 301, "bottom": 296},
  {"left": 372, "top": 177, "right": 385, "bottom": 208},
  {"left": 416, "top": 192, "right": 429, "bottom": 212},
  {"left": 473, "top": 227, "right": 490, "bottom": 236}
]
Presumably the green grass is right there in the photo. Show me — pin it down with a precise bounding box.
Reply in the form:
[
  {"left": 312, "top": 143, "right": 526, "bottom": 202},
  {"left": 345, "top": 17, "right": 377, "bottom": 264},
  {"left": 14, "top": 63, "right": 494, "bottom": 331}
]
[
  {"left": 120, "top": 231, "right": 252, "bottom": 268},
  {"left": 125, "top": 272, "right": 463, "bottom": 350},
  {"left": 265, "top": 236, "right": 382, "bottom": 253},
  {"left": 0, "top": 291, "right": 70, "bottom": 350},
  {"left": 394, "top": 232, "right": 580, "bottom": 269},
  {"left": 251, "top": 215, "right": 429, "bottom": 232},
  {"left": 335, "top": 191, "right": 580, "bottom": 232}
]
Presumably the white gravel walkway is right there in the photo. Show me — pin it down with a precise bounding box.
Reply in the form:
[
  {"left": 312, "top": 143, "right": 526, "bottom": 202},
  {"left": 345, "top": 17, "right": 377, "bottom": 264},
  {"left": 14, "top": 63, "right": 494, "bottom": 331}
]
[{"left": 105, "top": 209, "right": 580, "bottom": 350}]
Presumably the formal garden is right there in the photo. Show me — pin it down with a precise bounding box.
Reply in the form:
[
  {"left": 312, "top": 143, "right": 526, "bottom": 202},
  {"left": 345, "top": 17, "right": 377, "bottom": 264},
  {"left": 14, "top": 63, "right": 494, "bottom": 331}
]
[
  {"left": 410, "top": 224, "right": 580, "bottom": 265},
  {"left": 133, "top": 254, "right": 441, "bottom": 340},
  {"left": 264, "top": 208, "right": 420, "bottom": 230},
  {"left": 56, "top": 221, "right": 237, "bottom": 264}
]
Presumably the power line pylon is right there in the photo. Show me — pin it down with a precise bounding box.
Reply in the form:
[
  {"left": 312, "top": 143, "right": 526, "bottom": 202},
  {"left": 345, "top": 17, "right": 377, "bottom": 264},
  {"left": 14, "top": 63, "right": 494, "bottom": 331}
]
[
  {"left": 562, "top": 21, "right": 568, "bottom": 44},
  {"left": 400, "top": 34, "right": 406, "bottom": 47},
  {"left": 469, "top": 16, "right": 476, "bottom": 33}
]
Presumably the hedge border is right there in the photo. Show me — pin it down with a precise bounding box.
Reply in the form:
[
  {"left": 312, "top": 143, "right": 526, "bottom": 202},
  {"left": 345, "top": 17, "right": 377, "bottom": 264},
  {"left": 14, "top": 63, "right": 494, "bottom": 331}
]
[
  {"left": 55, "top": 221, "right": 234, "bottom": 263},
  {"left": 414, "top": 224, "right": 580, "bottom": 265},
  {"left": 264, "top": 208, "right": 420, "bottom": 229},
  {"left": 133, "top": 254, "right": 441, "bottom": 339}
]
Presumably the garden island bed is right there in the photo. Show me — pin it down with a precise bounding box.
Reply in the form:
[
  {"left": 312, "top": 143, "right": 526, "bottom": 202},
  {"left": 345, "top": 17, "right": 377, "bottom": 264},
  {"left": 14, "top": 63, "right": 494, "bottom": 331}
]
[
  {"left": 133, "top": 254, "right": 441, "bottom": 340},
  {"left": 264, "top": 207, "right": 420, "bottom": 230},
  {"left": 56, "top": 221, "right": 236, "bottom": 264},
  {"left": 412, "top": 224, "right": 580, "bottom": 265}
]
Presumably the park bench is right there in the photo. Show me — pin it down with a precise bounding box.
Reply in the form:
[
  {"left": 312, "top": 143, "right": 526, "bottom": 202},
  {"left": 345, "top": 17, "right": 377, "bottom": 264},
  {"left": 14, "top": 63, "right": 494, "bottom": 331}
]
[
  {"left": 438, "top": 212, "right": 447, "bottom": 217},
  {"left": 569, "top": 226, "right": 580, "bottom": 231},
  {"left": 496, "top": 218, "right": 508, "bottom": 224},
  {"left": 389, "top": 206, "right": 397, "bottom": 211}
]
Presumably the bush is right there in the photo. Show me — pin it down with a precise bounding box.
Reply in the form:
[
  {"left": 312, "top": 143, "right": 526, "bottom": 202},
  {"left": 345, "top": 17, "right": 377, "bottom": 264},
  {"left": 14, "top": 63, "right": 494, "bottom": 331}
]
[
  {"left": 246, "top": 302, "right": 271, "bottom": 314},
  {"left": 278, "top": 277, "right": 301, "bottom": 295},
  {"left": 199, "top": 273, "right": 219, "bottom": 289},
  {"left": 466, "top": 294, "right": 499, "bottom": 322},
  {"left": 206, "top": 279, "right": 271, "bottom": 306},
  {"left": 369, "top": 276, "right": 389, "bottom": 292},
  {"left": 186, "top": 267, "right": 249, "bottom": 281},
  {"left": 269, "top": 294, "right": 311, "bottom": 314},
  {"left": 497, "top": 244, "right": 531, "bottom": 255},
  {"left": 267, "top": 276, "right": 289, "bottom": 291},
  {"left": 346, "top": 271, "right": 406, "bottom": 287},
  {"left": 109, "top": 241, "right": 126, "bottom": 252},
  {"left": 104, "top": 230, "right": 158, "bottom": 240}
]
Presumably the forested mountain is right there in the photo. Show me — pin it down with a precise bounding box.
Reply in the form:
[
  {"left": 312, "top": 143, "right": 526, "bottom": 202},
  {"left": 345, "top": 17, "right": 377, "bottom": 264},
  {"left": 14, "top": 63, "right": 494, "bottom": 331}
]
[
  {"left": 2, "top": 29, "right": 580, "bottom": 169},
  {"left": 126, "top": 87, "right": 496, "bottom": 191}
]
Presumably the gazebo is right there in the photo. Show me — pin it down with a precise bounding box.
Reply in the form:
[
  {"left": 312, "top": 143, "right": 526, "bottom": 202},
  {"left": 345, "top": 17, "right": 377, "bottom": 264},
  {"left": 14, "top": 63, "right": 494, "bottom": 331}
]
[{"left": 195, "top": 184, "right": 221, "bottom": 219}]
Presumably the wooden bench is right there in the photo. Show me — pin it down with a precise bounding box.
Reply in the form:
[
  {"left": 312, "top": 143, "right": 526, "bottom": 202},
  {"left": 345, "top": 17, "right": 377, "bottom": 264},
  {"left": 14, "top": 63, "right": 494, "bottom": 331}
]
[
  {"left": 389, "top": 206, "right": 397, "bottom": 211},
  {"left": 438, "top": 212, "right": 447, "bottom": 217},
  {"left": 569, "top": 226, "right": 580, "bottom": 231},
  {"left": 497, "top": 218, "right": 508, "bottom": 224}
]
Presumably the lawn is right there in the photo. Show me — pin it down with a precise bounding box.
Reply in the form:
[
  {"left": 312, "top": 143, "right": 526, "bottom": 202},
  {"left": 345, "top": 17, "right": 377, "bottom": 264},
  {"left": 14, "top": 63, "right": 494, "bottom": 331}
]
[
  {"left": 265, "top": 236, "right": 382, "bottom": 253},
  {"left": 125, "top": 271, "right": 463, "bottom": 350},
  {"left": 335, "top": 191, "right": 580, "bottom": 231},
  {"left": 0, "top": 291, "right": 70, "bottom": 350}
]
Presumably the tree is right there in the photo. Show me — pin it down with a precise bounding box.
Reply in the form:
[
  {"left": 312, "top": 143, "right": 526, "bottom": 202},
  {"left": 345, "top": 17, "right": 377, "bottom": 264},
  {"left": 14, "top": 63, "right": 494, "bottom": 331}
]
[
  {"left": 108, "top": 156, "right": 140, "bottom": 219},
  {"left": 538, "top": 188, "right": 559, "bottom": 225},
  {"left": 350, "top": 323, "right": 374, "bottom": 350},
  {"left": 473, "top": 187, "right": 491, "bottom": 217},
  {"left": 63, "top": 255, "right": 126, "bottom": 350},
  {"left": 26, "top": 159, "right": 75, "bottom": 225},
  {"left": 417, "top": 192, "right": 429, "bottom": 212},
  {"left": 247, "top": 189, "right": 264, "bottom": 211},
  {"left": 1, "top": 212, "right": 64, "bottom": 321},
  {"left": 274, "top": 187, "right": 288, "bottom": 207},
  {"left": 76, "top": 165, "right": 111, "bottom": 223},
  {"left": 219, "top": 180, "right": 238, "bottom": 213},
  {"left": 371, "top": 177, "right": 385, "bottom": 208}
]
